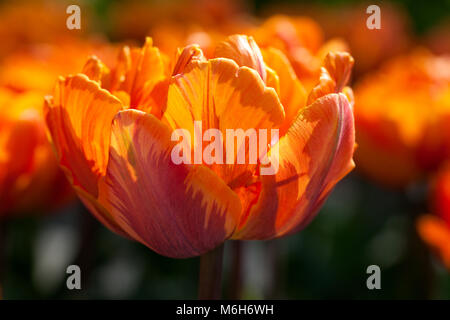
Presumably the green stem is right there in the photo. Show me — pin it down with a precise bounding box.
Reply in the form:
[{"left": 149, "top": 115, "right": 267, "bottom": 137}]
[
  {"left": 74, "top": 204, "right": 99, "bottom": 289},
  {"left": 198, "top": 244, "right": 224, "bottom": 300},
  {"left": 0, "top": 219, "right": 7, "bottom": 300},
  {"left": 228, "top": 241, "right": 243, "bottom": 299},
  {"left": 265, "top": 240, "right": 282, "bottom": 299},
  {"left": 403, "top": 189, "right": 435, "bottom": 298}
]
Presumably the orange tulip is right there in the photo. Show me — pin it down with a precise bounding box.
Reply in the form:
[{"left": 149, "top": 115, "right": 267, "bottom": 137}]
[
  {"left": 354, "top": 50, "right": 450, "bottom": 188},
  {"left": 45, "top": 35, "right": 355, "bottom": 258},
  {"left": 417, "top": 167, "right": 450, "bottom": 269}
]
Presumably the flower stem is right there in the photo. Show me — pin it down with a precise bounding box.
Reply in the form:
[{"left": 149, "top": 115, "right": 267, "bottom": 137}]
[
  {"left": 265, "top": 240, "right": 282, "bottom": 299},
  {"left": 198, "top": 244, "right": 224, "bottom": 300},
  {"left": 228, "top": 241, "right": 243, "bottom": 299},
  {"left": 0, "top": 219, "right": 7, "bottom": 300},
  {"left": 403, "top": 189, "right": 435, "bottom": 298},
  {"left": 74, "top": 203, "right": 99, "bottom": 289}
]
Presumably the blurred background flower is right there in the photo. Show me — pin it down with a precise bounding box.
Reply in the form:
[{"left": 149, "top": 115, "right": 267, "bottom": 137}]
[
  {"left": 0, "top": 88, "right": 72, "bottom": 217},
  {"left": 251, "top": 15, "right": 350, "bottom": 91},
  {"left": 354, "top": 51, "right": 450, "bottom": 188},
  {"left": 0, "top": 38, "right": 119, "bottom": 217},
  {"left": 305, "top": 2, "right": 411, "bottom": 76},
  {"left": 108, "top": 0, "right": 253, "bottom": 55},
  {"left": 0, "top": 0, "right": 90, "bottom": 58},
  {"left": 418, "top": 166, "right": 450, "bottom": 270},
  {"left": 0, "top": 3, "right": 119, "bottom": 297}
]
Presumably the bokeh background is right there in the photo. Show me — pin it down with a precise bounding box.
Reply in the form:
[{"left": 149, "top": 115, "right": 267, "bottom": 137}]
[{"left": 1, "top": 0, "right": 450, "bottom": 299}]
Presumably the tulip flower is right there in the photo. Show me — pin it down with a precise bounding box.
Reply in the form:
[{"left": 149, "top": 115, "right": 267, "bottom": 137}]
[
  {"left": 45, "top": 35, "right": 355, "bottom": 260},
  {"left": 417, "top": 167, "right": 450, "bottom": 269},
  {"left": 354, "top": 50, "right": 450, "bottom": 188}
]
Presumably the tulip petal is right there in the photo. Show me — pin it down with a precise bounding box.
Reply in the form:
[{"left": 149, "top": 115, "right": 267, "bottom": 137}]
[
  {"left": 215, "top": 35, "right": 267, "bottom": 82},
  {"left": 163, "top": 57, "right": 285, "bottom": 185},
  {"left": 109, "top": 38, "right": 168, "bottom": 115},
  {"left": 307, "top": 52, "right": 354, "bottom": 105},
  {"left": 262, "top": 47, "right": 307, "bottom": 134},
  {"left": 44, "top": 74, "right": 123, "bottom": 197},
  {"left": 98, "top": 109, "right": 242, "bottom": 258},
  {"left": 234, "top": 93, "right": 355, "bottom": 239},
  {"left": 75, "top": 185, "right": 130, "bottom": 239},
  {"left": 81, "top": 56, "right": 111, "bottom": 87},
  {"left": 172, "top": 44, "right": 206, "bottom": 76}
]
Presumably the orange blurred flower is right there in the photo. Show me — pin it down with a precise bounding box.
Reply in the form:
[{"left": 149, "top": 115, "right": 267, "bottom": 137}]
[
  {"left": 251, "top": 15, "right": 349, "bottom": 91},
  {"left": 45, "top": 36, "right": 355, "bottom": 258},
  {"left": 0, "top": 40, "right": 118, "bottom": 93},
  {"left": 146, "top": 1, "right": 254, "bottom": 58},
  {"left": 0, "top": 0, "right": 88, "bottom": 58},
  {"left": 0, "top": 40, "right": 116, "bottom": 217},
  {"left": 302, "top": 3, "right": 411, "bottom": 75},
  {"left": 417, "top": 167, "right": 450, "bottom": 269},
  {"left": 354, "top": 50, "right": 450, "bottom": 188},
  {"left": 147, "top": 14, "right": 349, "bottom": 93},
  {"left": 109, "top": 0, "right": 251, "bottom": 46},
  {"left": 0, "top": 88, "right": 72, "bottom": 217}
]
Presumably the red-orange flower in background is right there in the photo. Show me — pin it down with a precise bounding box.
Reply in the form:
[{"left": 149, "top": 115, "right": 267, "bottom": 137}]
[
  {"left": 0, "top": 0, "right": 89, "bottom": 58},
  {"left": 45, "top": 35, "right": 355, "bottom": 258},
  {"left": 0, "top": 40, "right": 118, "bottom": 93},
  {"left": 142, "top": 13, "right": 346, "bottom": 86},
  {"left": 295, "top": 3, "right": 411, "bottom": 75},
  {"left": 109, "top": 0, "right": 252, "bottom": 54},
  {"left": 417, "top": 167, "right": 450, "bottom": 269},
  {"left": 0, "top": 88, "right": 71, "bottom": 217},
  {"left": 251, "top": 15, "right": 349, "bottom": 91},
  {"left": 354, "top": 50, "right": 450, "bottom": 188},
  {"left": 0, "top": 40, "right": 117, "bottom": 217}
]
